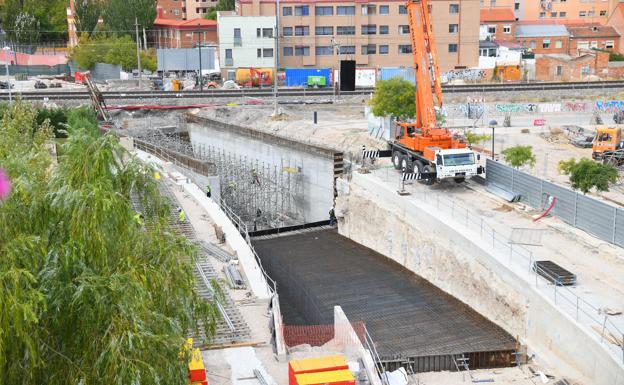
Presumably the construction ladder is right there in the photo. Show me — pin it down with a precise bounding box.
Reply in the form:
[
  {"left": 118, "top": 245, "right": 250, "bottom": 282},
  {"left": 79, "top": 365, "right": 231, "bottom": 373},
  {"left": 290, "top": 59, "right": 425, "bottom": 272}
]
[
  {"left": 453, "top": 354, "right": 474, "bottom": 382},
  {"left": 84, "top": 73, "right": 110, "bottom": 122}
]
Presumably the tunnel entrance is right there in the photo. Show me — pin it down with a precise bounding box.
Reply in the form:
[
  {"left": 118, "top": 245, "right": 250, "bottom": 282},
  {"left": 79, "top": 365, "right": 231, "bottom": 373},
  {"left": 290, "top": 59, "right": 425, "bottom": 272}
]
[{"left": 253, "top": 229, "right": 518, "bottom": 372}]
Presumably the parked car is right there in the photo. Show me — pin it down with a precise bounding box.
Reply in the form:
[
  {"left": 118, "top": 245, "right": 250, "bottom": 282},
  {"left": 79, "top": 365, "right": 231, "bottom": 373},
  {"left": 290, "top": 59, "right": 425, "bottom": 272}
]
[
  {"left": 570, "top": 134, "right": 595, "bottom": 148},
  {"left": 0, "top": 81, "right": 13, "bottom": 89}
]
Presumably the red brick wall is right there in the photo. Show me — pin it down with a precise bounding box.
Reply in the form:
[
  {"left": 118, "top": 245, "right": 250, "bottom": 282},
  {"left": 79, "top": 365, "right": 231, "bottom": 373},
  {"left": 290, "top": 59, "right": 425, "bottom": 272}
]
[
  {"left": 485, "top": 22, "right": 515, "bottom": 41},
  {"left": 569, "top": 38, "right": 619, "bottom": 56},
  {"left": 154, "top": 27, "right": 218, "bottom": 48},
  {"left": 516, "top": 36, "right": 568, "bottom": 54},
  {"left": 535, "top": 52, "right": 610, "bottom": 81},
  {"left": 157, "top": 0, "right": 185, "bottom": 20}
]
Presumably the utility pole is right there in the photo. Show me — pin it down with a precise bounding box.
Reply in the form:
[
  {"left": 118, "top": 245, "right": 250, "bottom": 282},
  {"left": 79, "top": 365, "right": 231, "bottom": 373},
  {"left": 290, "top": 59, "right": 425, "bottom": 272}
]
[
  {"left": 273, "top": 0, "right": 280, "bottom": 116},
  {"left": 197, "top": 25, "right": 203, "bottom": 91},
  {"left": 135, "top": 17, "right": 142, "bottom": 80}
]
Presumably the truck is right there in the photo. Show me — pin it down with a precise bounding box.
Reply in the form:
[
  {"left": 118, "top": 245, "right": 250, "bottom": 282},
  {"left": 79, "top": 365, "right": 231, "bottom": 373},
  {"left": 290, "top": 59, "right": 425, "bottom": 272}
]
[
  {"left": 592, "top": 127, "right": 624, "bottom": 166},
  {"left": 386, "top": 0, "right": 482, "bottom": 185}
]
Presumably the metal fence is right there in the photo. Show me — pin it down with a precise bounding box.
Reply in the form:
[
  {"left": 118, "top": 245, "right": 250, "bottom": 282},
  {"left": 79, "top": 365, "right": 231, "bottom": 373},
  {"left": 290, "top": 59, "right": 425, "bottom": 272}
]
[{"left": 486, "top": 159, "right": 624, "bottom": 248}]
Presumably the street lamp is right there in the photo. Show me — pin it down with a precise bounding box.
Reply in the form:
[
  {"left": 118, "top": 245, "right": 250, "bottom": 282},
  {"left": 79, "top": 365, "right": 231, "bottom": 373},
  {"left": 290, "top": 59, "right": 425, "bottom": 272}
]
[
  {"left": 489, "top": 119, "right": 498, "bottom": 160},
  {"left": 3, "top": 47, "right": 11, "bottom": 103}
]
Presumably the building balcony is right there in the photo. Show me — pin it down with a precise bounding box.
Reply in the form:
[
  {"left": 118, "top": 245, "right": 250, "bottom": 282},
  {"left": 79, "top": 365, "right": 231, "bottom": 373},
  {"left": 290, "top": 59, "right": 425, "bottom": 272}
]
[
  {"left": 225, "top": 57, "right": 234, "bottom": 66},
  {"left": 234, "top": 37, "right": 242, "bottom": 47}
]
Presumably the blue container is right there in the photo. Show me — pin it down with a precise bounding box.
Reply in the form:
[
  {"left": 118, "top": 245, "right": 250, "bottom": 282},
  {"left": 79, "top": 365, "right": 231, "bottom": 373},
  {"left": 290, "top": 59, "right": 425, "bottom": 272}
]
[
  {"left": 285, "top": 68, "right": 331, "bottom": 87},
  {"left": 379, "top": 67, "right": 415, "bottom": 84}
]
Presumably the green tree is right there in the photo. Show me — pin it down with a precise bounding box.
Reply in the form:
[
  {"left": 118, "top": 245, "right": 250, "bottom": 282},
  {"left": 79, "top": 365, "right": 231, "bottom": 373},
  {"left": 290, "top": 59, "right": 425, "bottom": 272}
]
[
  {"left": 0, "top": 100, "right": 218, "bottom": 385},
  {"left": 1, "top": 0, "right": 67, "bottom": 44},
  {"left": 501, "top": 145, "right": 536, "bottom": 168},
  {"left": 464, "top": 130, "right": 491, "bottom": 147},
  {"left": 558, "top": 158, "right": 619, "bottom": 194},
  {"left": 102, "top": 0, "right": 157, "bottom": 36},
  {"left": 369, "top": 77, "right": 416, "bottom": 120},
  {"left": 204, "top": 0, "right": 235, "bottom": 20},
  {"left": 70, "top": 35, "right": 157, "bottom": 71},
  {"left": 74, "top": 0, "right": 102, "bottom": 37}
]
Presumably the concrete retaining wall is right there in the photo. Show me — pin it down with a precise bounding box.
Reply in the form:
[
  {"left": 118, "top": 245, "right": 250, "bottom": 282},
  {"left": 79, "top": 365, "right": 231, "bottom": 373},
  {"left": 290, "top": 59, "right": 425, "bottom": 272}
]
[{"left": 335, "top": 172, "right": 624, "bottom": 385}]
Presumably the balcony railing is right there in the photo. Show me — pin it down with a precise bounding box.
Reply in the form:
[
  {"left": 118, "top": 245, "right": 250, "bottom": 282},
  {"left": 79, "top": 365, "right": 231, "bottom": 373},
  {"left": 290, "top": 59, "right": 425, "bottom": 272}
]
[
  {"left": 224, "top": 57, "right": 234, "bottom": 66},
  {"left": 234, "top": 37, "right": 242, "bottom": 47}
]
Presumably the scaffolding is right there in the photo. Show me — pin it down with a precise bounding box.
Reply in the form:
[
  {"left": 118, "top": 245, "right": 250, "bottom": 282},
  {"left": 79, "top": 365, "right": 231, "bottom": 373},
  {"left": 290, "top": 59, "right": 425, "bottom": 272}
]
[{"left": 132, "top": 129, "right": 304, "bottom": 230}]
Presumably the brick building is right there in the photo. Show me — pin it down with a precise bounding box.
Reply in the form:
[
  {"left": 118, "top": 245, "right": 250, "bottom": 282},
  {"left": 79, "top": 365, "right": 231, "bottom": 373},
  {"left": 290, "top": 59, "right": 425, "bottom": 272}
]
[
  {"left": 157, "top": 0, "right": 186, "bottom": 20},
  {"left": 535, "top": 50, "right": 610, "bottom": 81},
  {"left": 236, "top": 0, "right": 480, "bottom": 73},
  {"left": 567, "top": 24, "right": 619, "bottom": 55},
  {"left": 153, "top": 18, "right": 218, "bottom": 48},
  {"left": 514, "top": 0, "right": 619, "bottom": 24},
  {"left": 479, "top": 8, "right": 516, "bottom": 42},
  {"left": 515, "top": 24, "right": 569, "bottom": 54}
]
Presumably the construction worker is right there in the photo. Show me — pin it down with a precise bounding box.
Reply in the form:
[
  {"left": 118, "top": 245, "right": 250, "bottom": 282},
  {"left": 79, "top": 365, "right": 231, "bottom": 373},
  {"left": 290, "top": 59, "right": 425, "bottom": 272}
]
[
  {"left": 251, "top": 169, "right": 260, "bottom": 185},
  {"left": 329, "top": 208, "right": 336, "bottom": 226},
  {"left": 178, "top": 207, "right": 186, "bottom": 222},
  {"left": 206, "top": 184, "right": 212, "bottom": 198}
]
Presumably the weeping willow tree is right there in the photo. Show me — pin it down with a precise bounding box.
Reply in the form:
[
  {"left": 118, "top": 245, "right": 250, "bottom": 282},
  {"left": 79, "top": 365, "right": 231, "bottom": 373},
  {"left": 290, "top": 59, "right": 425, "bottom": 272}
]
[{"left": 0, "top": 101, "right": 219, "bottom": 385}]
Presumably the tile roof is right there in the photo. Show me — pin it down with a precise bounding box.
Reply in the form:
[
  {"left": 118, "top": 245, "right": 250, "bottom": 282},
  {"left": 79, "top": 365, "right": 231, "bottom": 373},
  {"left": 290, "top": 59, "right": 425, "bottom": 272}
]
[
  {"left": 516, "top": 24, "right": 569, "bottom": 38},
  {"left": 567, "top": 24, "right": 620, "bottom": 38},
  {"left": 480, "top": 8, "right": 516, "bottom": 22},
  {"left": 154, "top": 18, "right": 217, "bottom": 28}
]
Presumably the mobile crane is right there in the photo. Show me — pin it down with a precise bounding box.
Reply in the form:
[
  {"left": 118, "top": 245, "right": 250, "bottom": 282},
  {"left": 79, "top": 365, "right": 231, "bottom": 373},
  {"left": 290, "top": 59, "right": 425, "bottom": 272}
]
[{"left": 388, "top": 0, "right": 482, "bottom": 184}]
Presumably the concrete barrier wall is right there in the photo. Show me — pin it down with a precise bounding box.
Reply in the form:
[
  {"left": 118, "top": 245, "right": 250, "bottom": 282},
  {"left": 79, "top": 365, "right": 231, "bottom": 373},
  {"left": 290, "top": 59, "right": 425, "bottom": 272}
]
[{"left": 335, "top": 173, "right": 624, "bottom": 385}]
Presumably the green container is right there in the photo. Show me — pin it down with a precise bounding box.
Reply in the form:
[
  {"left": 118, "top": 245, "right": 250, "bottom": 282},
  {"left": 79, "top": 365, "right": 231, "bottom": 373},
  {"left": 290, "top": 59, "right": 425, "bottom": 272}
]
[{"left": 307, "top": 75, "right": 326, "bottom": 87}]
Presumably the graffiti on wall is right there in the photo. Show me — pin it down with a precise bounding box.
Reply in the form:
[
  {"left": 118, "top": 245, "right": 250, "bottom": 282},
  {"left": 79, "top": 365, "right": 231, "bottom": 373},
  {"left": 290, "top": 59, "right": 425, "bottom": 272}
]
[
  {"left": 595, "top": 100, "right": 624, "bottom": 113},
  {"left": 442, "top": 69, "right": 486, "bottom": 82},
  {"left": 563, "top": 102, "right": 587, "bottom": 112}
]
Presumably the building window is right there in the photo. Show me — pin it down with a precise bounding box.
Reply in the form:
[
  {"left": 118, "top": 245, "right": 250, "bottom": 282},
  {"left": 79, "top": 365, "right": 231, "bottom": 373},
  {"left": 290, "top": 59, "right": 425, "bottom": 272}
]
[
  {"left": 529, "top": 41, "right": 536, "bottom": 49},
  {"left": 490, "top": 0, "right": 496, "bottom": 6},
  {"left": 337, "top": 26, "right": 355, "bottom": 35},
  {"left": 234, "top": 28, "right": 241, "bottom": 38},
  {"left": 295, "top": 6, "right": 309, "bottom": 16},
  {"left": 449, "top": 4, "right": 459, "bottom": 13},
  {"left": 225, "top": 49, "right": 232, "bottom": 59},
  {"left": 487, "top": 26, "right": 496, "bottom": 34},
  {"left": 315, "top": 46, "right": 333, "bottom": 55},
  {"left": 448, "top": 43, "right": 458, "bottom": 52},
  {"left": 380, "top": 5, "right": 389, "bottom": 14},
  {"left": 263, "top": 48, "right": 273, "bottom": 57},
  {"left": 379, "top": 45, "right": 389, "bottom": 54},
  {"left": 579, "top": 11, "right": 586, "bottom": 17},
  {"left": 581, "top": 65, "right": 590, "bottom": 75},
  {"left": 556, "top": 65, "right": 563, "bottom": 76},
  {"left": 338, "top": 45, "right": 355, "bottom": 54},
  {"left": 295, "top": 46, "right": 310, "bottom": 56},
  {"left": 600, "top": 10, "right": 607, "bottom": 16},
  {"left": 361, "top": 44, "right": 376, "bottom": 55},
  {"left": 283, "top": 27, "right": 292, "bottom": 36},
  {"left": 173, "top": 9, "right": 179, "bottom": 15},
  {"left": 315, "top": 6, "right": 333, "bottom": 16},
  {"left": 503, "top": 25, "right": 511, "bottom": 33},
  {"left": 555, "top": 40, "right": 562, "bottom": 48},
  {"left": 543, "top": 39, "right": 550, "bottom": 49},
  {"left": 380, "top": 25, "right": 389, "bottom": 34},
  {"left": 283, "top": 7, "right": 292, "bottom": 16},
  {"left": 256, "top": 28, "right": 272, "bottom": 38},
  {"left": 337, "top": 6, "right": 355, "bottom": 15},
  {"left": 294, "top": 26, "right": 310, "bottom": 36},
  {"left": 590, "top": 41, "right": 598, "bottom": 48},
  {"left": 539, "top": 11, "right": 546, "bottom": 18},
  {"left": 514, "top": 2, "right": 520, "bottom": 10},
  {"left": 578, "top": 41, "right": 589, "bottom": 49},
  {"left": 551, "top": 12, "right": 557, "bottom": 17},
  {"left": 257, "top": 48, "right": 262, "bottom": 58},
  {"left": 398, "top": 44, "right": 412, "bottom": 54},
  {"left": 399, "top": 5, "right": 407, "bottom": 14},
  {"left": 606, "top": 40, "right": 615, "bottom": 49},
  {"left": 399, "top": 25, "right": 410, "bottom": 35},
  {"left": 588, "top": 10, "right": 595, "bottom": 16},
  {"left": 449, "top": 24, "right": 459, "bottom": 33},
  {"left": 257, "top": 28, "right": 261, "bottom": 37},
  {"left": 362, "top": 24, "right": 377, "bottom": 35},
  {"left": 361, "top": 4, "right": 376, "bottom": 15},
  {"left": 560, "top": 11, "right": 566, "bottom": 17},
  {"left": 283, "top": 47, "right": 293, "bottom": 56},
  {"left": 315, "top": 26, "right": 333, "bottom": 35}
]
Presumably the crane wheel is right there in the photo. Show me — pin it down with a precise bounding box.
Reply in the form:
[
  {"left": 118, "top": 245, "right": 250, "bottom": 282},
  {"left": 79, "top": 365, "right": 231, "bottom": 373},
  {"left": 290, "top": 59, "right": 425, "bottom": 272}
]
[
  {"left": 401, "top": 157, "right": 414, "bottom": 173},
  {"left": 413, "top": 160, "right": 425, "bottom": 173},
  {"left": 392, "top": 151, "right": 403, "bottom": 170},
  {"left": 422, "top": 164, "right": 436, "bottom": 185}
]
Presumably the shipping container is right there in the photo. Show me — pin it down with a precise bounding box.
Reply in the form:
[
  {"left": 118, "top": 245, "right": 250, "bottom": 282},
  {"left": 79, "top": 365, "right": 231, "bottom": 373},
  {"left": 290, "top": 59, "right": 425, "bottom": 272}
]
[
  {"left": 288, "top": 355, "right": 349, "bottom": 385},
  {"left": 380, "top": 67, "right": 415, "bottom": 84},
  {"left": 295, "top": 370, "right": 355, "bottom": 385},
  {"left": 285, "top": 68, "right": 331, "bottom": 87}
]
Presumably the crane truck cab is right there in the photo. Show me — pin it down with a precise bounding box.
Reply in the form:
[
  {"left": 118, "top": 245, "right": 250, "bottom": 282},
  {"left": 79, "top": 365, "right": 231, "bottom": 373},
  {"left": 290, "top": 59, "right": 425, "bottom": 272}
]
[{"left": 592, "top": 127, "right": 623, "bottom": 159}]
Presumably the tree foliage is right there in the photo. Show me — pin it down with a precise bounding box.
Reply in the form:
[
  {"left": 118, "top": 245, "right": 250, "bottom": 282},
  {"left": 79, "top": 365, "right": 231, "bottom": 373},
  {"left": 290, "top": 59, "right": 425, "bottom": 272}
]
[
  {"left": 0, "top": 0, "right": 67, "bottom": 44},
  {"left": 369, "top": 77, "right": 416, "bottom": 120},
  {"left": 558, "top": 157, "right": 618, "bottom": 194},
  {"left": 501, "top": 145, "right": 536, "bottom": 169},
  {"left": 70, "top": 34, "right": 157, "bottom": 71},
  {"left": 74, "top": 0, "right": 102, "bottom": 37},
  {"left": 101, "top": 0, "right": 157, "bottom": 35},
  {"left": 0, "top": 100, "right": 218, "bottom": 385},
  {"left": 464, "top": 130, "right": 491, "bottom": 147},
  {"left": 204, "top": 0, "right": 235, "bottom": 20}
]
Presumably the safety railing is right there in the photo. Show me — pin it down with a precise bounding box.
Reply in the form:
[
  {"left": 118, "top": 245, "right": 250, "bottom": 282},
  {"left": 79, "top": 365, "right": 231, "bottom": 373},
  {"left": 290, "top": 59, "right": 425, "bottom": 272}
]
[{"left": 375, "top": 166, "right": 624, "bottom": 363}]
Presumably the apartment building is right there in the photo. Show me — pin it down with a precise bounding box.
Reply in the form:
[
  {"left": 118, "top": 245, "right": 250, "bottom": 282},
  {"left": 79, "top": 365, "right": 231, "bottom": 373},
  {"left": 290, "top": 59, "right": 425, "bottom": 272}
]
[
  {"left": 217, "top": 11, "right": 276, "bottom": 79},
  {"left": 157, "top": 0, "right": 186, "bottom": 20},
  {"left": 237, "top": 0, "right": 479, "bottom": 73},
  {"left": 567, "top": 24, "right": 619, "bottom": 54},
  {"left": 186, "top": 0, "right": 219, "bottom": 19},
  {"left": 480, "top": 8, "right": 516, "bottom": 41},
  {"left": 153, "top": 18, "right": 218, "bottom": 48},
  {"left": 515, "top": 24, "right": 569, "bottom": 54},
  {"left": 511, "top": 0, "right": 619, "bottom": 23}
]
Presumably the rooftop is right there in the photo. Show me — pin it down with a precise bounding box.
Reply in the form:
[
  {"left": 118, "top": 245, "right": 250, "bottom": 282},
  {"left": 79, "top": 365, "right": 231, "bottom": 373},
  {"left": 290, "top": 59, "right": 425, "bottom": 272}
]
[
  {"left": 480, "top": 8, "right": 516, "bottom": 23},
  {"left": 516, "top": 24, "right": 569, "bottom": 38},
  {"left": 567, "top": 24, "right": 620, "bottom": 38},
  {"left": 153, "top": 18, "right": 217, "bottom": 29}
]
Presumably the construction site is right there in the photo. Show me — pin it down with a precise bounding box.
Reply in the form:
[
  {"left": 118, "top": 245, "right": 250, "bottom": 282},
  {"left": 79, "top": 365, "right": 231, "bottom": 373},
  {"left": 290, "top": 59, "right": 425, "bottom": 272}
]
[{"left": 3, "top": 1, "right": 624, "bottom": 385}]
